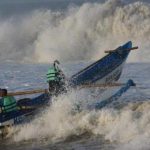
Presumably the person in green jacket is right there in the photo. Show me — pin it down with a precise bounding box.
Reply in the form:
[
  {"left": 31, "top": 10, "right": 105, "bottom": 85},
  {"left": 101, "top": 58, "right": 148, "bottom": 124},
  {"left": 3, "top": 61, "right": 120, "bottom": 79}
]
[
  {"left": 0, "top": 89, "right": 17, "bottom": 113},
  {"left": 47, "top": 60, "right": 66, "bottom": 96}
]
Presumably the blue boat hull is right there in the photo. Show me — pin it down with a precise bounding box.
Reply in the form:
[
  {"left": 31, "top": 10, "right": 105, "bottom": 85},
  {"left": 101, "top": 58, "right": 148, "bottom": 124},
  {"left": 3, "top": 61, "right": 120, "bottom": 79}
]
[
  {"left": 0, "top": 41, "right": 133, "bottom": 130},
  {"left": 0, "top": 93, "right": 51, "bottom": 128},
  {"left": 69, "top": 41, "right": 132, "bottom": 86},
  {"left": 0, "top": 79, "right": 135, "bottom": 129}
]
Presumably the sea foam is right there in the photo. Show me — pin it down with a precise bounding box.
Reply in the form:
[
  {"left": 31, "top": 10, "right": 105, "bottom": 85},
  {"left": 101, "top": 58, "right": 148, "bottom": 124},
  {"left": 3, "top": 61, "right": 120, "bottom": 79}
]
[{"left": 0, "top": 0, "right": 150, "bottom": 62}]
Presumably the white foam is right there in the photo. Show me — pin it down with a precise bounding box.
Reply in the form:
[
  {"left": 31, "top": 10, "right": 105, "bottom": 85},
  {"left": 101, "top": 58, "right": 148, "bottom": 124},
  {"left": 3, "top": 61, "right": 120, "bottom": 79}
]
[
  {"left": 11, "top": 89, "right": 150, "bottom": 150},
  {"left": 0, "top": 0, "right": 150, "bottom": 62}
]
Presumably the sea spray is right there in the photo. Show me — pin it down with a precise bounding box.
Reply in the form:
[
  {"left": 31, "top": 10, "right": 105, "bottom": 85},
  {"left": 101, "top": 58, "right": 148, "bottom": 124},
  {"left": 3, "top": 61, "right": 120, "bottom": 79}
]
[
  {"left": 0, "top": 0, "right": 150, "bottom": 62},
  {"left": 13, "top": 91, "right": 86, "bottom": 142},
  {"left": 11, "top": 87, "right": 150, "bottom": 150}
]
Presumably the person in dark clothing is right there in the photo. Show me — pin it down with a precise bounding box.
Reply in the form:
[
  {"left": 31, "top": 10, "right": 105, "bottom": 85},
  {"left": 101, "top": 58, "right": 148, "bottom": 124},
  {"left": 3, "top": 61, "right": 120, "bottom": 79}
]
[{"left": 46, "top": 60, "right": 66, "bottom": 96}]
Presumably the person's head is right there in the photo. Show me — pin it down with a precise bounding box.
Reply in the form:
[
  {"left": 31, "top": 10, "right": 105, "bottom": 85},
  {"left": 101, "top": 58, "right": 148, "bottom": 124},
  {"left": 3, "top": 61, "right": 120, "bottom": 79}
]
[
  {"left": 53, "top": 60, "right": 60, "bottom": 70},
  {"left": 0, "top": 89, "right": 7, "bottom": 97}
]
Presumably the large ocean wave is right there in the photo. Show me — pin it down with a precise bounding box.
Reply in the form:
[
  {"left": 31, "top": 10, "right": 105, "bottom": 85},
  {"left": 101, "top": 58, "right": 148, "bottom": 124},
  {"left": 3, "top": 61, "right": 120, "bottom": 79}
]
[{"left": 0, "top": 0, "right": 150, "bottom": 63}]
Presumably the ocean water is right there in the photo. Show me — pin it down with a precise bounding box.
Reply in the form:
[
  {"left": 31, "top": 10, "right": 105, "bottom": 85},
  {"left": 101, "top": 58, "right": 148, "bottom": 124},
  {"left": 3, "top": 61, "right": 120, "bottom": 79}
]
[
  {"left": 0, "top": 0, "right": 150, "bottom": 149},
  {"left": 0, "top": 62, "right": 150, "bottom": 150}
]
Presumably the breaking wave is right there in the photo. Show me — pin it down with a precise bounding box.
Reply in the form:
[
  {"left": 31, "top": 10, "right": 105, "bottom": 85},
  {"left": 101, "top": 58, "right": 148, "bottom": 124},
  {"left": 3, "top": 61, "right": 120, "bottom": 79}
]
[
  {"left": 11, "top": 89, "right": 150, "bottom": 150},
  {"left": 0, "top": 0, "right": 150, "bottom": 62}
]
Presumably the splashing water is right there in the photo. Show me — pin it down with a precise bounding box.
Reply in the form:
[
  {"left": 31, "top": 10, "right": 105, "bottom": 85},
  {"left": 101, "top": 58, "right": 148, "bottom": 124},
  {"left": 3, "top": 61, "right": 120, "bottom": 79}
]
[
  {"left": 0, "top": 0, "right": 150, "bottom": 62},
  {"left": 0, "top": 62, "right": 149, "bottom": 150},
  {"left": 10, "top": 87, "right": 150, "bottom": 150},
  {"left": 1, "top": 1, "right": 150, "bottom": 149}
]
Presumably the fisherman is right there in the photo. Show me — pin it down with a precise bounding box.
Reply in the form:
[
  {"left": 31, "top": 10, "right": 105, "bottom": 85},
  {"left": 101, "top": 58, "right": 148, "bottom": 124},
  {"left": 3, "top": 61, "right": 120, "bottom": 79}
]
[
  {"left": 46, "top": 60, "right": 66, "bottom": 96},
  {"left": 0, "top": 89, "right": 18, "bottom": 113}
]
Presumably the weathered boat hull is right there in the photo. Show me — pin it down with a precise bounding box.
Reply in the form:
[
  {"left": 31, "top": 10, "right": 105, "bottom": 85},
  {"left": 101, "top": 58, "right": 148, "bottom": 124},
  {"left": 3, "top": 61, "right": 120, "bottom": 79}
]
[
  {"left": 0, "top": 79, "right": 135, "bottom": 137},
  {"left": 0, "top": 41, "right": 134, "bottom": 133},
  {"left": 69, "top": 41, "right": 132, "bottom": 86}
]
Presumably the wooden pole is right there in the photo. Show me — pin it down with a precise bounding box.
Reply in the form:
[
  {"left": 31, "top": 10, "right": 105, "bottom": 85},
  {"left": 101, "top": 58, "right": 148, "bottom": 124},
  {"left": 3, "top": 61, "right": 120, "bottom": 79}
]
[
  {"left": 5, "top": 83, "right": 122, "bottom": 96},
  {"left": 7, "top": 89, "right": 48, "bottom": 96},
  {"left": 105, "top": 46, "right": 138, "bottom": 53},
  {"left": 79, "top": 83, "right": 126, "bottom": 89},
  {"left": 3, "top": 81, "right": 135, "bottom": 96}
]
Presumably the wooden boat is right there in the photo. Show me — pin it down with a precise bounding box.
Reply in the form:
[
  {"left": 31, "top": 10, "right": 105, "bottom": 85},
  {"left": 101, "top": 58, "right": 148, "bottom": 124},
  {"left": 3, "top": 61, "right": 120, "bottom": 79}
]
[
  {"left": 69, "top": 41, "right": 136, "bottom": 86},
  {"left": 0, "top": 79, "right": 136, "bottom": 137},
  {"left": 0, "top": 41, "right": 138, "bottom": 136}
]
